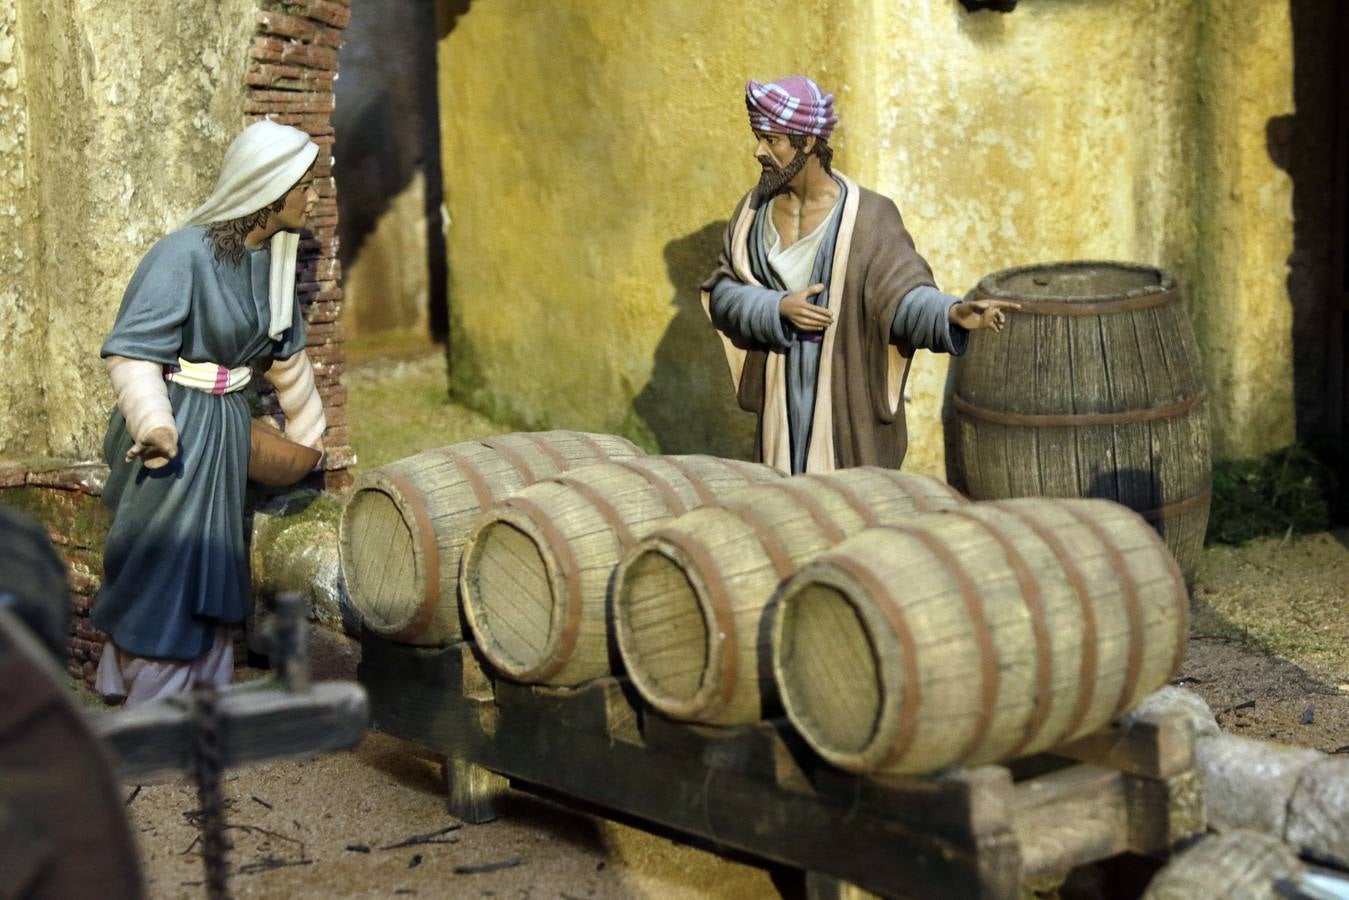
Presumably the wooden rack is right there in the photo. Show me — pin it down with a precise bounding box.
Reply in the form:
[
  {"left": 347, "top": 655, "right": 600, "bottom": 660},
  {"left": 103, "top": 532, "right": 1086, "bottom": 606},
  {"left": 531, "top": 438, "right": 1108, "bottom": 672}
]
[{"left": 360, "top": 635, "right": 1203, "bottom": 899}]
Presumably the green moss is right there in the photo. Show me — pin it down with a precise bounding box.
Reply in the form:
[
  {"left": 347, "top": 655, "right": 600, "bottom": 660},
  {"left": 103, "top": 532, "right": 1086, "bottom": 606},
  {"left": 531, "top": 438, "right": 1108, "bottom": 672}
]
[
  {"left": 349, "top": 352, "right": 513, "bottom": 470},
  {"left": 1205, "top": 444, "right": 1335, "bottom": 545},
  {"left": 0, "top": 484, "right": 111, "bottom": 552}
]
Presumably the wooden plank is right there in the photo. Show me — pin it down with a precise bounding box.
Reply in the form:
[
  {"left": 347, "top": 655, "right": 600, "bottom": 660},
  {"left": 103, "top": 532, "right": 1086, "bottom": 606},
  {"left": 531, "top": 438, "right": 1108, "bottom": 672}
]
[
  {"left": 484, "top": 710, "right": 1016, "bottom": 899},
  {"left": 804, "top": 872, "right": 884, "bottom": 900},
  {"left": 641, "top": 711, "right": 784, "bottom": 776},
  {"left": 442, "top": 755, "right": 509, "bottom": 824},
  {"left": 1123, "top": 769, "right": 1205, "bottom": 856},
  {"left": 1033, "top": 314, "right": 1080, "bottom": 500},
  {"left": 92, "top": 683, "right": 368, "bottom": 780},
  {"left": 361, "top": 639, "right": 1201, "bottom": 898},
  {"left": 1049, "top": 712, "right": 1194, "bottom": 779},
  {"left": 359, "top": 637, "right": 485, "bottom": 754},
  {"left": 1013, "top": 764, "right": 1129, "bottom": 884}
]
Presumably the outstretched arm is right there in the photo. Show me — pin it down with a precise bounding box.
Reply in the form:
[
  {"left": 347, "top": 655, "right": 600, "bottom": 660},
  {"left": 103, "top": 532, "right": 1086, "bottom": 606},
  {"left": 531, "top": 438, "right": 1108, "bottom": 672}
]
[
  {"left": 892, "top": 287, "right": 1020, "bottom": 355},
  {"left": 891, "top": 286, "right": 969, "bottom": 355}
]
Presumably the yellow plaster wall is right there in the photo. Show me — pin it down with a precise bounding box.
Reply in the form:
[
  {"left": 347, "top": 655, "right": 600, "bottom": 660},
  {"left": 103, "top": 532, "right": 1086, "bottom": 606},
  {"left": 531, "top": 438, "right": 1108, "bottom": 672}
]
[
  {"left": 0, "top": 0, "right": 44, "bottom": 455},
  {"left": 438, "top": 2, "right": 835, "bottom": 459},
  {"left": 0, "top": 0, "right": 253, "bottom": 459},
  {"left": 437, "top": 1, "right": 1298, "bottom": 469},
  {"left": 1189, "top": 0, "right": 1298, "bottom": 457}
]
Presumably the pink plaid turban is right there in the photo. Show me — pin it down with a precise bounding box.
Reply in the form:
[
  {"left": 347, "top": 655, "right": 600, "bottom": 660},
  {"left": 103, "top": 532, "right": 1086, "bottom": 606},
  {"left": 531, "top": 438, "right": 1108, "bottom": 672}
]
[{"left": 745, "top": 76, "right": 838, "bottom": 140}]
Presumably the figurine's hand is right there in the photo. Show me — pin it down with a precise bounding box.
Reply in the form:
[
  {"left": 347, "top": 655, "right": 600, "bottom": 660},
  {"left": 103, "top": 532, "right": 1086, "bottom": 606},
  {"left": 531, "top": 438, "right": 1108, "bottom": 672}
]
[
  {"left": 127, "top": 424, "right": 179, "bottom": 469},
  {"left": 780, "top": 284, "right": 832, "bottom": 332},
  {"left": 948, "top": 299, "right": 1021, "bottom": 333}
]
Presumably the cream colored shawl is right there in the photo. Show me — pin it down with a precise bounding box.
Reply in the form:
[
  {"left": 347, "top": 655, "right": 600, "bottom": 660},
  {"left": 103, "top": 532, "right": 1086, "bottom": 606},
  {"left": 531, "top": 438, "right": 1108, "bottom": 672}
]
[{"left": 182, "top": 120, "right": 318, "bottom": 341}]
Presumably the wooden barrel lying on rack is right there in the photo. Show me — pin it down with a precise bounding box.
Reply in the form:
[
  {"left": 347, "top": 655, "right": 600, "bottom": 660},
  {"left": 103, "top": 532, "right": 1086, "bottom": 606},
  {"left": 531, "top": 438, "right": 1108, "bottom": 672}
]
[
  {"left": 339, "top": 431, "right": 643, "bottom": 645},
  {"left": 771, "top": 498, "right": 1188, "bottom": 776},
  {"left": 1142, "top": 830, "right": 1304, "bottom": 900},
  {"left": 950, "top": 261, "right": 1210, "bottom": 583},
  {"left": 613, "top": 469, "right": 967, "bottom": 725},
  {"left": 461, "top": 455, "right": 781, "bottom": 686}
]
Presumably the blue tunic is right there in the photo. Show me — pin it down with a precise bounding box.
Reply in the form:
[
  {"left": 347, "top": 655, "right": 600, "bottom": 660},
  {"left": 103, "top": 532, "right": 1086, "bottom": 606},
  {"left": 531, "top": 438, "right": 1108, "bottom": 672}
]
[{"left": 93, "top": 227, "right": 306, "bottom": 660}]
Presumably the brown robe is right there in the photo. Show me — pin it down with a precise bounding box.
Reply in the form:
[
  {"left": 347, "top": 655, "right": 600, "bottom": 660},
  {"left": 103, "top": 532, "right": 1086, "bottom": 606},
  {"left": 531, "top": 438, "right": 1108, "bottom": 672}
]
[{"left": 701, "top": 173, "right": 936, "bottom": 471}]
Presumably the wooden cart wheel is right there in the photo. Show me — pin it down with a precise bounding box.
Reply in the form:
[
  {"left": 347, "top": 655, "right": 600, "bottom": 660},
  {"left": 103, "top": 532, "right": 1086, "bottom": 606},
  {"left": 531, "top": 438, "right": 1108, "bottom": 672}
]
[{"left": 0, "top": 609, "right": 144, "bottom": 899}]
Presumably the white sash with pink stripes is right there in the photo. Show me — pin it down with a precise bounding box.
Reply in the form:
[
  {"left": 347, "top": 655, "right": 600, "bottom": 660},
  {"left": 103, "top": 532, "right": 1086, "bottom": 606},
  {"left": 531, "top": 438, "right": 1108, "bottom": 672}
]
[{"left": 164, "top": 357, "right": 252, "bottom": 395}]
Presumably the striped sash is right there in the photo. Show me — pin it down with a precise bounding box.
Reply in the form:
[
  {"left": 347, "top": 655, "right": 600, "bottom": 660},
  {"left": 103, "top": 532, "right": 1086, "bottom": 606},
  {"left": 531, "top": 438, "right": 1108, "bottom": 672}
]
[{"left": 164, "top": 358, "right": 252, "bottom": 395}]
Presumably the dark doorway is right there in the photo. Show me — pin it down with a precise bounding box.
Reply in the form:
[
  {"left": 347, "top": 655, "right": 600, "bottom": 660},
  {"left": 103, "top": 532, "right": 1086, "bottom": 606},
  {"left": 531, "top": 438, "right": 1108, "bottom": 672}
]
[
  {"left": 333, "top": 0, "right": 448, "bottom": 343},
  {"left": 1268, "top": 0, "right": 1348, "bottom": 495}
]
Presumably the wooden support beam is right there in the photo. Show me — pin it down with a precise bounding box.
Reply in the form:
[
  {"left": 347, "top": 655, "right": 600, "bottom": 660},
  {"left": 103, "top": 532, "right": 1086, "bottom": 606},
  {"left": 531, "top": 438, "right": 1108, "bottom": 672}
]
[
  {"left": 1014, "top": 764, "right": 1130, "bottom": 884},
  {"left": 358, "top": 637, "right": 1204, "bottom": 900},
  {"left": 1050, "top": 712, "right": 1194, "bottom": 779},
  {"left": 91, "top": 682, "right": 368, "bottom": 780}
]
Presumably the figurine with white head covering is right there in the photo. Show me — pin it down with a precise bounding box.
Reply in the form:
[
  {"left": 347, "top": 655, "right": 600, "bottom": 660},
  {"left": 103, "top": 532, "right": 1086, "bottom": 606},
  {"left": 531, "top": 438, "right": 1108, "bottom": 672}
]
[{"left": 93, "top": 120, "right": 327, "bottom": 705}]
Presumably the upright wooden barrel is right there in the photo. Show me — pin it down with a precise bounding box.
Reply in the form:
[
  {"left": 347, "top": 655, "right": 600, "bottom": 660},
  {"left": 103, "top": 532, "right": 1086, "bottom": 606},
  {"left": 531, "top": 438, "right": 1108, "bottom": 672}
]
[
  {"left": 339, "top": 431, "right": 643, "bottom": 645},
  {"left": 461, "top": 455, "right": 781, "bottom": 686},
  {"left": 613, "top": 469, "right": 967, "bottom": 725},
  {"left": 771, "top": 498, "right": 1188, "bottom": 776},
  {"left": 951, "top": 262, "right": 1210, "bottom": 582}
]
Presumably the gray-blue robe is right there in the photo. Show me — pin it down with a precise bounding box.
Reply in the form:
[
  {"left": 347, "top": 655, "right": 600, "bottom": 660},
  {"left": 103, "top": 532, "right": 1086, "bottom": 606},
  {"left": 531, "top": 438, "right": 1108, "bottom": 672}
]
[{"left": 94, "top": 226, "right": 306, "bottom": 660}]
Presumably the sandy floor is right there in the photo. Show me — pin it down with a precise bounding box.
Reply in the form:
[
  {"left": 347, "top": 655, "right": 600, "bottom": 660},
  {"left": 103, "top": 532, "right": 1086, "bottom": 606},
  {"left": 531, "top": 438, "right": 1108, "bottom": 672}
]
[{"left": 125, "top": 731, "right": 783, "bottom": 900}]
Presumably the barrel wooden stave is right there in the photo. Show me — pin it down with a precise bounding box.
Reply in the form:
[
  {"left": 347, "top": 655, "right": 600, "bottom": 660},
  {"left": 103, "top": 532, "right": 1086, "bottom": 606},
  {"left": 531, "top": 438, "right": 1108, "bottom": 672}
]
[
  {"left": 953, "top": 262, "right": 1211, "bottom": 583},
  {"left": 339, "top": 431, "right": 643, "bottom": 645},
  {"left": 462, "top": 455, "right": 781, "bottom": 685},
  {"left": 614, "top": 469, "right": 969, "bottom": 726},
  {"left": 771, "top": 497, "right": 1188, "bottom": 776}
]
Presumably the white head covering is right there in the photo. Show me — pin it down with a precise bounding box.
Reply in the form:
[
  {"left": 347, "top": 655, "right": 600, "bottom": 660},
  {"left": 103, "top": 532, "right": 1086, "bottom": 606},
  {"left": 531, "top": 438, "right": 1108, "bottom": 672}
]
[{"left": 183, "top": 120, "right": 320, "bottom": 341}]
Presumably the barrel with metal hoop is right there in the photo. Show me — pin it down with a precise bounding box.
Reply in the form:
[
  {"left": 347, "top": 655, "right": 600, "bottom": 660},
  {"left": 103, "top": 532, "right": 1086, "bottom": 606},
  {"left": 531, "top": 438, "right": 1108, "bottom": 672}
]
[
  {"left": 949, "top": 261, "right": 1210, "bottom": 582},
  {"left": 339, "top": 431, "right": 644, "bottom": 645}
]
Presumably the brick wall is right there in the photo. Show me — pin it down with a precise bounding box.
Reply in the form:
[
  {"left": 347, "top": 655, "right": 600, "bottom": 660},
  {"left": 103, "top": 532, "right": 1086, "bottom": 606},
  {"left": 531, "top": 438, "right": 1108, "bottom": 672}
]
[
  {"left": 0, "top": 461, "right": 112, "bottom": 684},
  {"left": 248, "top": 0, "right": 354, "bottom": 493}
]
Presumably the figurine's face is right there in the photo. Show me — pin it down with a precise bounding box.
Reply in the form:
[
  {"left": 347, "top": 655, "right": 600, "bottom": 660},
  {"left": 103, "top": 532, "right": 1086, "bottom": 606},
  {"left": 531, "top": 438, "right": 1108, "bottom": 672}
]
[
  {"left": 753, "top": 131, "right": 811, "bottom": 198},
  {"left": 272, "top": 173, "right": 319, "bottom": 231},
  {"left": 754, "top": 131, "right": 797, "bottom": 173}
]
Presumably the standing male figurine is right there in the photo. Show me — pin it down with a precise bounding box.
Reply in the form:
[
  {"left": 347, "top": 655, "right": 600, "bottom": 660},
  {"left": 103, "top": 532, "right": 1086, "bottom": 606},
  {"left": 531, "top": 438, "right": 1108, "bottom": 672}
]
[
  {"left": 93, "top": 120, "right": 326, "bottom": 705},
  {"left": 703, "top": 75, "right": 1017, "bottom": 474}
]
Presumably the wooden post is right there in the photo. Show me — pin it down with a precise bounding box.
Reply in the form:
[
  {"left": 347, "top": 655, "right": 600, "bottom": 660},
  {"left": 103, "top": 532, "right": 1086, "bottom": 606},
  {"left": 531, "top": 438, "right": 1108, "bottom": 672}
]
[
  {"left": 442, "top": 755, "right": 509, "bottom": 824},
  {"left": 803, "top": 871, "right": 883, "bottom": 900}
]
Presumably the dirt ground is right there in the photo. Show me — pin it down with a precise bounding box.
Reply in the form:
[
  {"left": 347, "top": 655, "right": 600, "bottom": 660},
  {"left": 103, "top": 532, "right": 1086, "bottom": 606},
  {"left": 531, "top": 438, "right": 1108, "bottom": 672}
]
[
  {"left": 1182, "top": 529, "right": 1349, "bottom": 752},
  {"left": 123, "top": 731, "right": 783, "bottom": 899}
]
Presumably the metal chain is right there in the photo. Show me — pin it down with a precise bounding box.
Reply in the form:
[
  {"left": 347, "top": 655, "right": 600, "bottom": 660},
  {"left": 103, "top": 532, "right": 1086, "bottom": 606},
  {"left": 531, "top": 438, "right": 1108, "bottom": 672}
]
[{"left": 191, "top": 683, "right": 231, "bottom": 900}]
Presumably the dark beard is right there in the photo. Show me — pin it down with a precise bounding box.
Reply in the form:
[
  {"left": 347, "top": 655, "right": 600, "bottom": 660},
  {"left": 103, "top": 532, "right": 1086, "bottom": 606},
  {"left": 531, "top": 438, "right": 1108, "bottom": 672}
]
[{"left": 753, "top": 148, "right": 808, "bottom": 203}]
